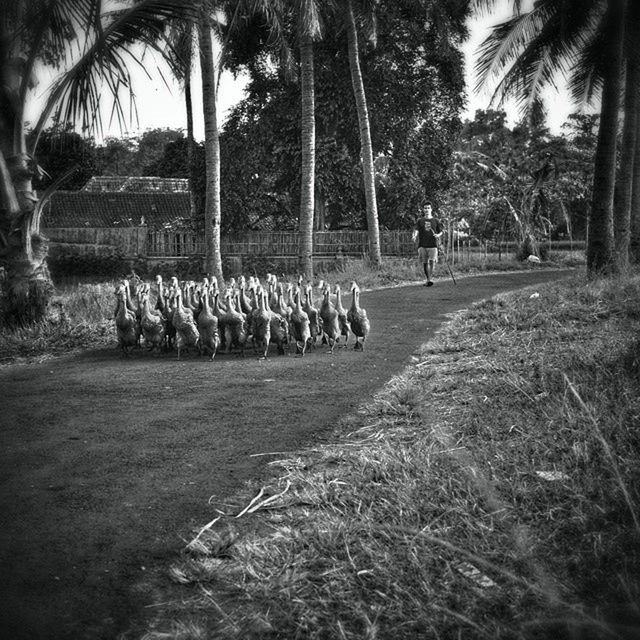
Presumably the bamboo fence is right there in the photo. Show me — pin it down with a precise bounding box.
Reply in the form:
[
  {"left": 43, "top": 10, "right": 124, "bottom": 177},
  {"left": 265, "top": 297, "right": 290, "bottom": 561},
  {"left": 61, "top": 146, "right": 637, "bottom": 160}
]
[{"left": 43, "top": 226, "right": 584, "bottom": 265}]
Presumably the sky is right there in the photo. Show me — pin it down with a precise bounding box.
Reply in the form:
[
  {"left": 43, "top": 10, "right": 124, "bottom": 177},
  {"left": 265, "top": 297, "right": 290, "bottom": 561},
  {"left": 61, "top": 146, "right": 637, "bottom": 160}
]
[
  {"left": 462, "top": 5, "right": 582, "bottom": 132},
  {"left": 28, "top": 2, "right": 593, "bottom": 142}
]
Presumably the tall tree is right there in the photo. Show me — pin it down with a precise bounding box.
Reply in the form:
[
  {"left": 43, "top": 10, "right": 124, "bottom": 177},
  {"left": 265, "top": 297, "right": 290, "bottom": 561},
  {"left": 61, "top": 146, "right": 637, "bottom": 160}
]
[
  {"left": 221, "top": 0, "right": 320, "bottom": 276},
  {"left": 585, "top": 0, "right": 625, "bottom": 274},
  {"left": 198, "top": 4, "right": 224, "bottom": 282},
  {"left": 296, "top": 0, "right": 323, "bottom": 277},
  {"left": 612, "top": 1, "right": 637, "bottom": 272},
  {"left": 631, "top": 111, "right": 640, "bottom": 263},
  {"left": 0, "top": 0, "right": 193, "bottom": 325},
  {"left": 344, "top": 0, "right": 381, "bottom": 266},
  {"left": 619, "top": 2, "right": 640, "bottom": 265},
  {"left": 220, "top": 0, "right": 467, "bottom": 232},
  {"left": 473, "top": 0, "right": 628, "bottom": 276}
]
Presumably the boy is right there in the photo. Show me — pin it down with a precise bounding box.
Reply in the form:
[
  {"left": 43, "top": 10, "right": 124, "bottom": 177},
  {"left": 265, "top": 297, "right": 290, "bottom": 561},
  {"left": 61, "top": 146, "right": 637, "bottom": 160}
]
[{"left": 413, "top": 202, "right": 442, "bottom": 286}]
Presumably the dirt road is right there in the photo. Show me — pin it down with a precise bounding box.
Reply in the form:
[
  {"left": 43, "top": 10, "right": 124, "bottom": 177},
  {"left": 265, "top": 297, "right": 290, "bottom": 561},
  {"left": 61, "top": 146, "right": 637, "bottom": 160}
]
[{"left": 0, "top": 269, "right": 573, "bottom": 640}]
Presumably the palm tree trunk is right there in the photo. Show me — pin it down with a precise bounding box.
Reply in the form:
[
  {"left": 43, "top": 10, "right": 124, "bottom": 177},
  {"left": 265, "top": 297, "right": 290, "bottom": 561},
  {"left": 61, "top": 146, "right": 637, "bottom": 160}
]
[
  {"left": 345, "top": 0, "right": 381, "bottom": 267},
  {"left": 613, "top": 1, "right": 639, "bottom": 273},
  {"left": 1, "top": 141, "right": 53, "bottom": 326},
  {"left": 588, "top": 0, "right": 626, "bottom": 275},
  {"left": 630, "top": 115, "right": 640, "bottom": 263},
  {"left": 198, "top": 12, "right": 224, "bottom": 283},
  {"left": 184, "top": 45, "right": 198, "bottom": 220},
  {"left": 628, "top": 5, "right": 640, "bottom": 264},
  {"left": 298, "top": 34, "right": 315, "bottom": 278}
]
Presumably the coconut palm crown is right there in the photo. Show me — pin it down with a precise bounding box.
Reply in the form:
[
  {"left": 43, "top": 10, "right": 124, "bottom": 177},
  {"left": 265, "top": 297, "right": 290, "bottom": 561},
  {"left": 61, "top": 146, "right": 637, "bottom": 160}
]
[
  {"left": 0, "top": 0, "right": 195, "bottom": 325},
  {"left": 472, "top": 0, "right": 635, "bottom": 275}
]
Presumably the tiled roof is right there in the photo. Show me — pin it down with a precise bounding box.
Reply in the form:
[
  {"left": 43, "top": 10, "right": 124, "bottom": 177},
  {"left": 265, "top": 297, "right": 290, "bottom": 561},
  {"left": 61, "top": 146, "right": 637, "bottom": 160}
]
[
  {"left": 42, "top": 191, "right": 192, "bottom": 228},
  {"left": 82, "top": 176, "right": 190, "bottom": 192}
]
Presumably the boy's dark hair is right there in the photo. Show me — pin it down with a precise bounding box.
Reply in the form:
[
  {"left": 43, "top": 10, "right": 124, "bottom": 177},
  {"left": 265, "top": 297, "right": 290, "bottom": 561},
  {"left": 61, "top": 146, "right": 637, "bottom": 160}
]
[{"left": 425, "top": 201, "right": 432, "bottom": 207}]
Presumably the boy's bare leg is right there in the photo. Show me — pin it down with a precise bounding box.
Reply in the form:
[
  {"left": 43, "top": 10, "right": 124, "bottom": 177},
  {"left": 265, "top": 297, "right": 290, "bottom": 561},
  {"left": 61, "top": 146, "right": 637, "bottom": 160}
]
[{"left": 427, "top": 260, "right": 435, "bottom": 285}]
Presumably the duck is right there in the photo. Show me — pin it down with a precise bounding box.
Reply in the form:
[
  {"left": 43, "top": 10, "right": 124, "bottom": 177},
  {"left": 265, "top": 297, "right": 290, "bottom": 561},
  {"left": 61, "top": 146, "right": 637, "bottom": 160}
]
[
  {"left": 319, "top": 282, "right": 340, "bottom": 353},
  {"left": 289, "top": 286, "right": 311, "bottom": 356},
  {"left": 347, "top": 281, "right": 370, "bottom": 351},
  {"left": 334, "top": 283, "right": 351, "bottom": 348}
]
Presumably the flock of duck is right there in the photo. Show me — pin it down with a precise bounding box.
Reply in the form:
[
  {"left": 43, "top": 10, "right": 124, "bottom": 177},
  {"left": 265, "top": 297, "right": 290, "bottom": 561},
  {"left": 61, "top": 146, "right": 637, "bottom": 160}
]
[{"left": 114, "top": 274, "right": 370, "bottom": 360}]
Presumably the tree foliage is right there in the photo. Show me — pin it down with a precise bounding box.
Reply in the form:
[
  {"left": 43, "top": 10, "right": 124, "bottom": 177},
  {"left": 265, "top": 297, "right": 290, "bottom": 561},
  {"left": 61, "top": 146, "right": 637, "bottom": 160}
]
[
  {"left": 28, "top": 124, "right": 98, "bottom": 192},
  {"left": 472, "top": 0, "right": 636, "bottom": 274},
  {"left": 95, "top": 128, "right": 184, "bottom": 176},
  {"left": 441, "top": 109, "right": 597, "bottom": 254},
  {"left": 218, "top": 0, "right": 469, "bottom": 232}
]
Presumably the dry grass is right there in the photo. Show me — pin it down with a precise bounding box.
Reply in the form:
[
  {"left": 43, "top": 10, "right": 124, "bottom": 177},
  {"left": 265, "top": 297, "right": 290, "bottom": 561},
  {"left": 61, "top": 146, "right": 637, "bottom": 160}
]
[
  {"left": 140, "top": 272, "right": 640, "bottom": 639},
  {"left": 319, "top": 250, "right": 583, "bottom": 291},
  {"left": 0, "top": 253, "right": 577, "bottom": 363},
  {"left": 0, "top": 282, "right": 116, "bottom": 363}
]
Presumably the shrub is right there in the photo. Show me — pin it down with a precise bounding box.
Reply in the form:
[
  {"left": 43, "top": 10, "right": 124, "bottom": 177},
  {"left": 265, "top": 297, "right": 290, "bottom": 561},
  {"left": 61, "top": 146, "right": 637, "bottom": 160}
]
[{"left": 48, "top": 245, "right": 127, "bottom": 281}]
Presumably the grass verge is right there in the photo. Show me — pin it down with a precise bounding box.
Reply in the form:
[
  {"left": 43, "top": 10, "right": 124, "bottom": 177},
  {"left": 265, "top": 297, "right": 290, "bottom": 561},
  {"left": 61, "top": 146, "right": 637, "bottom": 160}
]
[
  {"left": 0, "top": 282, "right": 115, "bottom": 364},
  {"left": 139, "top": 273, "right": 640, "bottom": 640}
]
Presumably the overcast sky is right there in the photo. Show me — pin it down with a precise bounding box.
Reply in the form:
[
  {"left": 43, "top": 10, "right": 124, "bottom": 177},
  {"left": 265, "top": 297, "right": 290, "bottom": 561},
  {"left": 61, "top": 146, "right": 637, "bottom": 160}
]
[{"left": 28, "top": 2, "right": 593, "bottom": 142}]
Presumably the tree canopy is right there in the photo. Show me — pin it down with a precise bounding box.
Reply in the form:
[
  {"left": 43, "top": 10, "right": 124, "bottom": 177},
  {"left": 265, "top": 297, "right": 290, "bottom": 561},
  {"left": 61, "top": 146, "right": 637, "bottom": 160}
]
[
  {"left": 440, "top": 109, "right": 598, "bottom": 254},
  {"left": 216, "top": 0, "right": 470, "bottom": 232}
]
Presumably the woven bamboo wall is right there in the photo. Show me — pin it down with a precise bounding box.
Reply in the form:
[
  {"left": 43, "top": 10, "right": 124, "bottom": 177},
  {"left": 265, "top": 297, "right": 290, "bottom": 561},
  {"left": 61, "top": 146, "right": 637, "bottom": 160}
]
[
  {"left": 44, "top": 228, "right": 418, "bottom": 258},
  {"left": 43, "top": 227, "right": 583, "bottom": 262}
]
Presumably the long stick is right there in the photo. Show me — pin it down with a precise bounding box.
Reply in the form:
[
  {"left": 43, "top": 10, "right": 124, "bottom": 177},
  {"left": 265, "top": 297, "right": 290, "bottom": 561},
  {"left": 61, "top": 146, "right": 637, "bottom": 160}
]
[
  {"left": 441, "top": 243, "right": 457, "bottom": 285},
  {"left": 445, "top": 260, "right": 457, "bottom": 285}
]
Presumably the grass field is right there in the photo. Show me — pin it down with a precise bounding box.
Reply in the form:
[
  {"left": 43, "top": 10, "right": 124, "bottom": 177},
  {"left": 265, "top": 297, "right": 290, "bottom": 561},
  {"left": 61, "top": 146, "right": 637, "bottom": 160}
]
[{"left": 139, "top": 270, "right": 640, "bottom": 640}]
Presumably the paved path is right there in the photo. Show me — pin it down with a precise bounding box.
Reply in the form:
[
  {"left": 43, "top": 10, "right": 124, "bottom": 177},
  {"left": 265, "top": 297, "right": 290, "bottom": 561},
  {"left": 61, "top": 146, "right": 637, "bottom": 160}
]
[{"left": 0, "top": 269, "right": 573, "bottom": 640}]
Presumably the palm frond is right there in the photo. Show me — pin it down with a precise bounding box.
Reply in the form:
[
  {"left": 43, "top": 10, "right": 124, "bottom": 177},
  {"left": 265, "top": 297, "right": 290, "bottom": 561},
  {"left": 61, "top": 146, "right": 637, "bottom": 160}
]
[
  {"left": 296, "top": 0, "right": 323, "bottom": 40},
  {"left": 29, "top": 0, "right": 195, "bottom": 152},
  {"left": 161, "top": 19, "right": 195, "bottom": 84},
  {"left": 478, "top": 0, "right": 602, "bottom": 114},
  {"left": 523, "top": 51, "right": 553, "bottom": 113},
  {"left": 221, "top": 0, "right": 294, "bottom": 78},
  {"left": 32, "top": 163, "right": 78, "bottom": 234},
  {"left": 470, "top": 0, "right": 523, "bottom": 18},
  {"left": 216, "top": 0, "right": 246, "bottom": 78},
  {"left": 493, "top": 43, "right": 560, "bottom": 113},
  {"left": 568, "top": 12, "right": 608, "bottom": 105},
  {"left": 353, "top": 0, "right": 378, "bottom": 47},
  {"left": 475, "top": 6, "right": 552, "bottom": 94}
]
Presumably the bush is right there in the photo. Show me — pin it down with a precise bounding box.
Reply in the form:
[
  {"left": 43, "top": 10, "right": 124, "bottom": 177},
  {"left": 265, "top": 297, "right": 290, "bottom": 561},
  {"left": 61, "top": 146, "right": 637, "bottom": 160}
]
[
  {"left": 48, "top": 245, "right": 127, "bottom": 281},
  {"left": 515, "top": 237, "right": 550, "bottom": 262}
]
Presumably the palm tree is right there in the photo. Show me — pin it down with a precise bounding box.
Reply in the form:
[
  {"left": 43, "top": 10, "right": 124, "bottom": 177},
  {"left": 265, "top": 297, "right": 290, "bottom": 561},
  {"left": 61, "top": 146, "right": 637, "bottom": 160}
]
[
  {"left": 198, "top": 3, "right": 224, "bottom": 283},
  {"left": 618, "top": 2, "right": 640, "bottom": 265},
  {"left": 473, "top": 0, "right": 629, "bottom": 276},
  {"left": 0, "top": 0, "right": 193, "bottom": 325},
  {"left": 344, "top": 0, "right": 382, "bottom": 267},
  {"left": 298, "top": 31, "right": 316, "bottom": 277},
  {"left": 295, "top": 0, "right": 323, "bottom": 278},
  {"left": 221, "top": 0, "right": 320, "bottom": 278},
  {"left": 587, "top": 0, "right": 626, "bottom": 274},
  {"left": 631, "top": 108, "right": 640, "bottom": 263}
]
